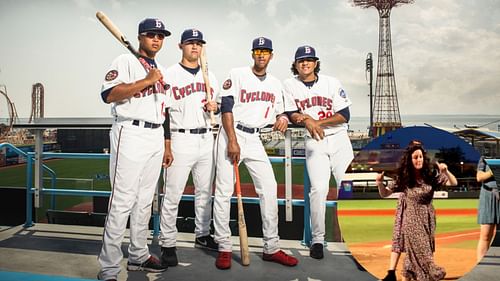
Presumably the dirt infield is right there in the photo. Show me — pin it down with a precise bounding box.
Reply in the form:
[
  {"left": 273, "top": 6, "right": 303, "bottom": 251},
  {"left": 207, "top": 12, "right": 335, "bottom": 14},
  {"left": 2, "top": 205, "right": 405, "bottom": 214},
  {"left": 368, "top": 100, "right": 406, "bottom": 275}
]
[
  {"left": 348, "top": 231, "right": 478, "bottom": 281},
  {"left": 344, "top": 213, "right": 479, "bottom": 281}
]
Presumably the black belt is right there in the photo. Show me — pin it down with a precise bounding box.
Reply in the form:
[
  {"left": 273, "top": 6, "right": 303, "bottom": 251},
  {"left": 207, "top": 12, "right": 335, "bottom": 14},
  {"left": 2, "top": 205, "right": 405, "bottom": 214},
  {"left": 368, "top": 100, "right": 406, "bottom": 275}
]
[
  {"left": 483, "top": 185, "right": 498, "bottom": 192},
  {"left": 132, "top": 120, "right": 161, "bottom": 129},
  {"left": 236, "top": 124, "right": 260, "bottom": 134},
  {"left": 483, "top": 185, "right": 500, "bottom": 201},
  {"left": 174, "top": 128, "right": 210, "bottom": 134}
]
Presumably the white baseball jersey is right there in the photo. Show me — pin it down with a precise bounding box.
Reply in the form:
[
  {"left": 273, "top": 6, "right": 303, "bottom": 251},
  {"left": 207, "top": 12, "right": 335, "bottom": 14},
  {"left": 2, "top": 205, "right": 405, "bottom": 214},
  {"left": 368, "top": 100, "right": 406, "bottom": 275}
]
[
  {"left": 101, "top": 54, "right": 171, "bottom": 124},
  {"left": 283, "top": 73, "right": 353, "bottom": 245},
  {"left": 98, "top": 53, "right": 167, "bottom": 280},
  {"left": 221, "top": 66, "right": 284, "bottom": 128},
  {"left": 214, "top": 66, "right": 284, "bottom": 254},
  {"left": 283, "top": 74, "right": 351, "bottom": 135},
  {"left": 159, "top": 63, "right": 219, "bottom": 248},
  {"left": 164, "top": 63, "right": 220, "bottom": 129}
]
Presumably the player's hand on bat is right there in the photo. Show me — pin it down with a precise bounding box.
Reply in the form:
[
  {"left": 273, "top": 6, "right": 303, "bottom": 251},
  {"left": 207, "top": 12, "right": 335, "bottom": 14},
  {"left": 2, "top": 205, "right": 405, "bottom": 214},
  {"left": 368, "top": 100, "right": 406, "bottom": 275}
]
[
  {"left": 144, "top": 68, "right": 163, "bottom": 85},
  {"left": 272, "top": 116, "right": 288, "bottom": 133},
  {"left": 227, "top": 140, "right": 241, "bottom": 163},
  {"left": 204, "top": 100, "right": 218, "bottom": 112},
  {"left": 163, "top": 142, "right": 174, "bottom": 168},
  {"left": 304, "top": 118, "right": 325, "bottom": 141}
]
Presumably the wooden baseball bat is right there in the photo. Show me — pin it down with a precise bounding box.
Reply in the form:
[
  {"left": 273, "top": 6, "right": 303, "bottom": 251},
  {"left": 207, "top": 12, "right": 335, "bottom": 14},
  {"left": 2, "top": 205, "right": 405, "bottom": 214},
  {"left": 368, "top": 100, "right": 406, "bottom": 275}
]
[
  {"left": 234, "top": 161, "right": 250, "bottom": 266},
  {"left": 96, "top": 11, "right": 167, "bottom": 90},
  {"left": 199, "top": 46, "right": 217, "bottom": 126},
  {"left": 96, "top": 11, "right": 140, "bottom": 58}
]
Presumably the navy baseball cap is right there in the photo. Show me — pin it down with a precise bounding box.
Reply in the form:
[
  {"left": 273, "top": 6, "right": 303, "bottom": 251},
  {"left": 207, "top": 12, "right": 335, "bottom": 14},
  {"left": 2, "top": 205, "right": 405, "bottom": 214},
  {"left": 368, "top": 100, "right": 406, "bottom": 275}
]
[
  {"left": 180, "top": 28, "right": 206, "bottom": 44},
  {"left": 138, "top": 18, "right": 171, "bottom": 36},
  {"left": 295, "top": 45, "right": 319, "bottom": 61},
  {"left": 252, "top": 37, "right": 273, "bottom": 51}
]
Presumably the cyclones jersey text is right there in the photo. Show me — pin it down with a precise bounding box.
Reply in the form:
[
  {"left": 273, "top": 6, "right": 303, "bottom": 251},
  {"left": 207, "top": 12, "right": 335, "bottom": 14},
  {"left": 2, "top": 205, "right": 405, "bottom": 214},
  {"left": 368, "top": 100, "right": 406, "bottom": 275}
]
[
  {"left": 239, "top": 89, "right": 275, "bottom": 104},
  {"left": 172, "top": 82, "right": 214, "bottom": 100},
  {"left": 295, "top": 95, "right": 332, "bottom": 111},
  {"left": 132, "top": 82, "right": 167, "bottom": 98}
]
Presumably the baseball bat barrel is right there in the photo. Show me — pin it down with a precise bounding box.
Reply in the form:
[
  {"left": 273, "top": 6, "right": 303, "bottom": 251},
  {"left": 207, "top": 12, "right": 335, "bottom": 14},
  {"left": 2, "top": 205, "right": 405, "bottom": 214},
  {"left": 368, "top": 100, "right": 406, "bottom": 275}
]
[
  {"left": 234, "top": 161, "right": 250, "bottom": 266},
  {"left": 96, "top": 11, "right": 140, "bottom": 58},
  {"left": 199, "top": 46, "right": 217, "bottom": 126}
]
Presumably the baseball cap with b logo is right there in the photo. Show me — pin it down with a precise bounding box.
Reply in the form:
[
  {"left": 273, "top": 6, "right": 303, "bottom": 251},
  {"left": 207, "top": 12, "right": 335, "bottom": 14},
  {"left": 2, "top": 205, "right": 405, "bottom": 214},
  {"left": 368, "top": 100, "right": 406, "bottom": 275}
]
[
  {"left": 138, "top": 18, "right": 171, "bottom": 36},
  {"left": 180, "top": 28, "right": 206, "bottom": 44},
  {"left": 252, "top": 37, "right": 273, "bottom": 51},
  {"left": 294, "top": 45, "right": 319, "bottom": 61}
]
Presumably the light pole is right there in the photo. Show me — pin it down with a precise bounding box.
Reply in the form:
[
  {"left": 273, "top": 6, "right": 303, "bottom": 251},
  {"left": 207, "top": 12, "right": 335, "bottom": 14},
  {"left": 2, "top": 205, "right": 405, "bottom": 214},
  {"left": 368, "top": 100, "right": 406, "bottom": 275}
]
[{"left": 366, "top": 53, "right": 373, "bottom": 137}]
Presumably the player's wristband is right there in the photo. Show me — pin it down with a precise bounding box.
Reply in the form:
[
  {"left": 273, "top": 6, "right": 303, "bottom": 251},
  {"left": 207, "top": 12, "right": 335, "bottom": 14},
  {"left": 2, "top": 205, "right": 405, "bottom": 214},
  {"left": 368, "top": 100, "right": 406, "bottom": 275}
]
[{"left": 278, "top": 115, "right": 289, "bottom": 122}]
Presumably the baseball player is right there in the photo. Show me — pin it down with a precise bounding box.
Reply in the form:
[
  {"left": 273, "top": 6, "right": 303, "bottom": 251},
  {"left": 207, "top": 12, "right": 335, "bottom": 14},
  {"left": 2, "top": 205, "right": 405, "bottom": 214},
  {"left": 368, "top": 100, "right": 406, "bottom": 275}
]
[
  {"left": 283, "top": 45, "right": 354, "bottom": 259},
  {"left": 159, "top": 28, "right": 220, "bottom": 266},
  {"left": 97, "top": 18, "right": 172, "bottom": 281},
  {"left": 213, "top": 37, "right": 298, "bottom": 270}
]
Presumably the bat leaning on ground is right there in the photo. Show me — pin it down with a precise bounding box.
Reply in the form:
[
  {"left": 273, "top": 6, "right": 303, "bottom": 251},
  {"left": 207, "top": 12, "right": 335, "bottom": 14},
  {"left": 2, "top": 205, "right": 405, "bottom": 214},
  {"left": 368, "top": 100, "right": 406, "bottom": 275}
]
[
  {"left": 234, "top": 161, "right": 250, "bottom": 266},
  {"left": 199, "top": 46, "right": 217, "bottom": 126},
  {"left": 95, "top": 11, "right": 166, "bottom": 89}
]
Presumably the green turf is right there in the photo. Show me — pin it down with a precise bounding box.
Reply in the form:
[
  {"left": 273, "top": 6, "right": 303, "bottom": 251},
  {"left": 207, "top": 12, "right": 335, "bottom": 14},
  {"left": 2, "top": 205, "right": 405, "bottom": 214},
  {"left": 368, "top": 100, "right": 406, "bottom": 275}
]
[
  {"left": 339, "top": 216, "right": 394, "bottom": 244},
  {"left": 337, "top": 199, "right": 478, "bottom": 210},
  {"left": 435, "top": 216, "right": 478, "bottom": 233},
  {"left": 0, "top": 164, "right": 28, "bottom": 187},
  {"left": 339, "top": 215, "right": 477, "bottom": 244}
]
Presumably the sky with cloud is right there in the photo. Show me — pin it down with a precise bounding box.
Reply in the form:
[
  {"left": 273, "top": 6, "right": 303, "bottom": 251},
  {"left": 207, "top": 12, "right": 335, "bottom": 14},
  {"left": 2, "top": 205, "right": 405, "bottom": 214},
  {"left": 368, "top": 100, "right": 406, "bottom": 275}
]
[{"left": 0, "top": 0, "right": 499, "bottom": 119}]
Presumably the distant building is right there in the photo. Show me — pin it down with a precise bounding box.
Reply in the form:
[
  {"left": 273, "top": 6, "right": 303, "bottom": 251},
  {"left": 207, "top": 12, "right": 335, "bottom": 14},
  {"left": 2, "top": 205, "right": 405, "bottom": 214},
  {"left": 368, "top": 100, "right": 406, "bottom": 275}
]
[{"left": 57, "top": 129, "right": 109, "bottom": 153}]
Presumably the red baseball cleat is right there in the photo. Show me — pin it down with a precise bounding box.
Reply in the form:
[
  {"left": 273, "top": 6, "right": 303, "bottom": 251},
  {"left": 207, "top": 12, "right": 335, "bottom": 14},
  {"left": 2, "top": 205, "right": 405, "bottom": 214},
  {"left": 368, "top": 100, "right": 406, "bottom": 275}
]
[
  {"left": 262, "top": 250, "right": 298, "bottom": 266},
  {"left": 215, "top": 251, "right": 232, "bottom": 270}
]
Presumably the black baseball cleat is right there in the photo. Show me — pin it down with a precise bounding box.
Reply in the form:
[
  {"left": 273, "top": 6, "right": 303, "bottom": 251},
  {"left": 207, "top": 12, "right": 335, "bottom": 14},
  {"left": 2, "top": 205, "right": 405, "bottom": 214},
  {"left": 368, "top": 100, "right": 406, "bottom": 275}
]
[
  {"left": 195, "top": 235, "right": 218, "bottom": 251},
  {"left": 380, "top": 270, "right": 397, "bottom": 281},
  {"left": 97, "top": 274, "right": 117, "bottom": 281},
  {"left": 126, "top": 255, "right": 167, "bottom": 272},
  {"left": 161, "top": 246, "right": 178, "bottom": 266},
  {"left": 309, "top": 243, "right": 324, "bottom": 259}
]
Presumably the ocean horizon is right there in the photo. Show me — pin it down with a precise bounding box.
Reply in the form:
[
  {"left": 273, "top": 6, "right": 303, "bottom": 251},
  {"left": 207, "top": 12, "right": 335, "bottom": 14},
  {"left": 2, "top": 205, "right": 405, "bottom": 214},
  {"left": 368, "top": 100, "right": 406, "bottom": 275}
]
[
  {"left": 2, "top": 114, "right": 500, "bottom": 134},
  {"left": 349, "top": 114, "right": 500, "bottom": 133}
]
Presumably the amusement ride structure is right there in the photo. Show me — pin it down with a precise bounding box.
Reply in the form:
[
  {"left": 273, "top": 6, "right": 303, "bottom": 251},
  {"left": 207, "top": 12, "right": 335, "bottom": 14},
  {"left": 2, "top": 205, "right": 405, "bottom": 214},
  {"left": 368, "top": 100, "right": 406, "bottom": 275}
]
[{"left": 352, "top": 0, "right": 414, "bottom": 137}]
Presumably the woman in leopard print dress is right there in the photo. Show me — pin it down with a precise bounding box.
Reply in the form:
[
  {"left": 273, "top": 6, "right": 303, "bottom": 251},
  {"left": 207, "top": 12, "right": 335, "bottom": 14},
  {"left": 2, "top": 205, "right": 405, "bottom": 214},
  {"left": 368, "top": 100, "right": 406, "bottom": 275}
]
[{"left": 376, "top": 141, "right": 457, "bottom": 281}]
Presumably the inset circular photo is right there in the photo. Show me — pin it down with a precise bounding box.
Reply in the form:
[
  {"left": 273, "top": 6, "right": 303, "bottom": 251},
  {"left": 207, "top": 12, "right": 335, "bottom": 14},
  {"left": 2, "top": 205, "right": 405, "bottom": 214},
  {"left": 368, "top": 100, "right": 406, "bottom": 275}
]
[{"left": 338, "top": 126, "right": 490, "bottom": 281}]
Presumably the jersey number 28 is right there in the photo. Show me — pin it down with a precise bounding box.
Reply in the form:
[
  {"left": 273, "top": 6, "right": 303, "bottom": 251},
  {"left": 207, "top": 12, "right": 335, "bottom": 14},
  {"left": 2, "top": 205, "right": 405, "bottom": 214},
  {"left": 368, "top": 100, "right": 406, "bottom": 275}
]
[{"left": 318, "top": 111, "right": 333, "bottom": 120}]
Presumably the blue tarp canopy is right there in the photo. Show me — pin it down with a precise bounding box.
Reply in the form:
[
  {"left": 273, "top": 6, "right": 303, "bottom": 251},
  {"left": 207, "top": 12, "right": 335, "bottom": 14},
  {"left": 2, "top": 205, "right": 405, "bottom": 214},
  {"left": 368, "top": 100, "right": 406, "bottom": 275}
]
[{"left": 351, "top": 126, "right": 480, "bottom": 175}]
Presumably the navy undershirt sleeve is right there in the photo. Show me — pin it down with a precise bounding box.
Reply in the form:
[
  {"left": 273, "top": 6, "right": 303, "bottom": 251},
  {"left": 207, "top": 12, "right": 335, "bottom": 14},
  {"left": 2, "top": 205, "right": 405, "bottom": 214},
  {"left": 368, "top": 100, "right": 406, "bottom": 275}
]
[
  {"left": 221, "top": 96, "right": 234, "bottom": 113},
  {"left": 163, "top": 108, "right": 171, "bottom": 140},
  {"left": 338, "top": 107, "right": 350, "bottom": 122},
  {"left": 101, "top": 88, "right": 113, "bottom": 103}
]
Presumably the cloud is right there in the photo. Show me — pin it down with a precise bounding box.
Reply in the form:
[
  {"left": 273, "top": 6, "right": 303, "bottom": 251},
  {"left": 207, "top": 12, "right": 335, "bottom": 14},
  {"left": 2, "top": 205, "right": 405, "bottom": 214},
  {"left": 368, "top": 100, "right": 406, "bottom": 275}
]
[
  {"left": 266, "top": 0, "right": 285, "bottom": 17},
  {"left": 227, "top": 10, "right": 250, "bottom": 28}
]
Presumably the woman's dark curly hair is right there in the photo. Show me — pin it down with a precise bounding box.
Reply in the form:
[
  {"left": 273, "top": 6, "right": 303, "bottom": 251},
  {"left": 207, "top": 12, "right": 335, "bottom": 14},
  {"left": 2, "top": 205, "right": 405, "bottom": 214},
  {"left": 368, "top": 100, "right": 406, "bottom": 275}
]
[
  {"left": 290, "top": 60, "right": 321, "bottom": 75},
  {"left": 393, "top": 140, "right": 437, "bottom": 192}
]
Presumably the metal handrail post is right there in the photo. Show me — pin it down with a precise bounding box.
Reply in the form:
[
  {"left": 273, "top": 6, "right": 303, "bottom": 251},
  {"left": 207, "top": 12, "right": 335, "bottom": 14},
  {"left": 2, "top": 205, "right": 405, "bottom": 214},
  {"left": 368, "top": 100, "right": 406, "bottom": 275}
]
[
  {"left": 24, "top": 153, "right": 34, "bottom": 227},
  {"left": 302, "top": 165, "right": 311, "bottom": 247}
]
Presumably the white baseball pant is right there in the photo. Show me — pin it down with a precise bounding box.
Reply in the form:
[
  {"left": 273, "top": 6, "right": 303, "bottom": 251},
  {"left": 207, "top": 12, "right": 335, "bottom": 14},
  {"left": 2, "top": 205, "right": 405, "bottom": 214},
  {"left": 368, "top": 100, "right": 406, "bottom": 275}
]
[
  {"left": 159, "top": 131, "right": 215, "bottom": 247},
  {"left": 305, "top": 129, "right": 353, "bottom": 244},
  {"left": 98, "top": 120, "right": 164, "bottom": 280},
  {"left": 213, "top": 126, "right": 280, "bottom": 254}
]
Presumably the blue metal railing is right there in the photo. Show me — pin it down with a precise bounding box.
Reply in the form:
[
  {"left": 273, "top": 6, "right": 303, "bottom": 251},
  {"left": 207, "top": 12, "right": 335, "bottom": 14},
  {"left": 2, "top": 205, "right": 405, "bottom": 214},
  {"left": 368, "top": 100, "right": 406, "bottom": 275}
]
[
  {"left": 16, "top": 148, "right": 336, "bottom": 246},
  {"left": 0, "top": 142, "right": 58, "bottom": 227}
]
